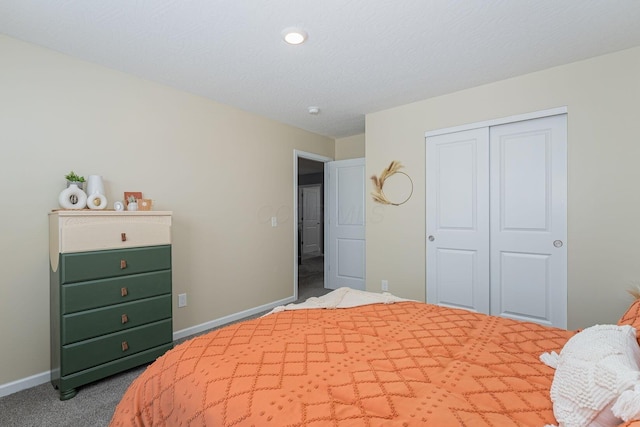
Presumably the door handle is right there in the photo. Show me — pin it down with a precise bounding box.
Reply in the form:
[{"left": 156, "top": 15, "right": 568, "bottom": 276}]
[
  {"left": 428, "top": 235, "right": 435, "bottom": 242},
  {"left": 553, "top": 240, "right": 563, "bottom": 248}
]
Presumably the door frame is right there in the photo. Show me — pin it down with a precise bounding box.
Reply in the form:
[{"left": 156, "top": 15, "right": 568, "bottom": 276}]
[
  {"left": 293, "top": 150, "right": 332, "bottom": 300},
  {"left": 425, "top": 106, "right": 567, "bottom": 138}
]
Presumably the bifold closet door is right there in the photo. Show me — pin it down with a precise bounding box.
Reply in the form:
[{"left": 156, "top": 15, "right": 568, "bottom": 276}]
[{"left": 426, "top": 114, "right": 567, "bottom": 328}]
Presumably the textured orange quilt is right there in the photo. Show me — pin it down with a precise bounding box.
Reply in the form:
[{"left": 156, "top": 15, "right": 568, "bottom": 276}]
[{"left": 110, "top": 301, "right": 575, "bottom": 426}]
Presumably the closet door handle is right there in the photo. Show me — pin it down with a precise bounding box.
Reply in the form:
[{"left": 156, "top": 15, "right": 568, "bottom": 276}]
[
  {"left": 428, "top": 235, "right": 435, "bottom": 242},
  {"left": 553, "top": 240, "right": 563, "bottom": 248}
]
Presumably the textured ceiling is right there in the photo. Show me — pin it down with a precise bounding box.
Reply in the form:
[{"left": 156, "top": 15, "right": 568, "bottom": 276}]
[{"left": 1, "top": 1, "right": 640, "bottom": 139}]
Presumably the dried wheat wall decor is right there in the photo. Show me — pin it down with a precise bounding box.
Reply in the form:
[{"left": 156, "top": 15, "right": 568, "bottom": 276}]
[{"left": 370, "top": 161, "right": 413, "bottom": 206}]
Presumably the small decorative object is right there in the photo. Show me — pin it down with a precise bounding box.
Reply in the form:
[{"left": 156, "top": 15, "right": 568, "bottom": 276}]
[
  {"left": 113, "top": 201, "right": 124, "bottom": 211},
  {"left": 126, "top": 195, "right": 138, "bottom": 211},
  {"left": 138, "top": 199, "right": 153, "bottom": 211},
  {"left": 124, "top": 192, "right": 142, "bottom": 208},
  {"left": 85, "top": 175, "right": 107, "bottom": 210},
  {"left": 370, "top": 161, "right": 414, "bottom": 206},
  {"left": 58, "top": 184, "right": 87, "bottom": 209},
  {"left": 64, "top": 171, "right": 85, "bottom": 190}
]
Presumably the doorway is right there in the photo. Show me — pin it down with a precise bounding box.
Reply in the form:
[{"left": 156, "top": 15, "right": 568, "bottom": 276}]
[{"left": 294, "top": 151, "right": 331, "bottom": 301}]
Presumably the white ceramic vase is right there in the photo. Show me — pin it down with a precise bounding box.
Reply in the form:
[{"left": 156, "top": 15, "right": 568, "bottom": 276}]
[
  {"left": 58, "top": 184, "right": 87, "bottom": 209},
  {"left": 86, "top": 175, "right": 105, "bottom": 196},
  {"left": 85, "top": 175, "right": 107, "bottom": 210},
  {"left": 127, "top": 202, "right": 138, "bottom": 211}
]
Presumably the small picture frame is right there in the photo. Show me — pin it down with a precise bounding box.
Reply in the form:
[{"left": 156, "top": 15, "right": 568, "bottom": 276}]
[
  {"left": 124, "top": 192, "right": 143, "bottom": 207},
  {"left": 138, "top": 199, "right": 153, "bottom": 211}
]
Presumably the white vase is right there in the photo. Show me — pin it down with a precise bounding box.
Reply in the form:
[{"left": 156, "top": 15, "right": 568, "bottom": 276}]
[
  {"left": 59, "top": 184, "right": 87, "bottom": 209},
  {"left": 127, "top": 202, "right": 138, "bottom": 211},
  {"left": 86, "top": 175, "right": 105, "bottom": 196},
  {"left": 85, "top": 175, "right": 107, "bottom": 210}
]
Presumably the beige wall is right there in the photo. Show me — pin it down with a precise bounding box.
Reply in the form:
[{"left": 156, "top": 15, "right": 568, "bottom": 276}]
[
  {"left": 335, "top": 133, "right": 365, "bottom": 160},
  {"left": 0, "top": 35, "right": 334, "bottom": 386},
  {"left": 366, "top": 46, "right": 640, "bottom": 331}
]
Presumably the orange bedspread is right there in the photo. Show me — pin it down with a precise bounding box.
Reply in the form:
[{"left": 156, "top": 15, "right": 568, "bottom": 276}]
[{"left": 110, "top": 301, "right": 575, "bottom": 426}]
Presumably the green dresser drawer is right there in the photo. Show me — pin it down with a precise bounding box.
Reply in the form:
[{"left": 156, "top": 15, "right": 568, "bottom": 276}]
[
  {"left": 62, "top": 295, "right": 171, "bottom": 344},
  {"left": 61, "top": 319, "right": 172, "bottom": 376},
  {"left": 62, "top": 270, "right": 171, "bottom": 314},
  {"left": 60, "top": 245, "right": 171, "bottom": 284}
]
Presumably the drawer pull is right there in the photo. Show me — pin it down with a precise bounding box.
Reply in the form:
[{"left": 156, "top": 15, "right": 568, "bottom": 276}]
[
  {"left": 121, "top": 287, "right": 128, "bottom": 297},
  {"left": 121, "top": 341, "right": 129, "bottom": 352},
  {"left": 120, "top": 259, "right": 127, "bottom": 269},
  {"left": 121, "top": 314, "right": 128, "bottom": 324},
  {"left": 121, "top": 233, "right": 127, "bottom": 242}
]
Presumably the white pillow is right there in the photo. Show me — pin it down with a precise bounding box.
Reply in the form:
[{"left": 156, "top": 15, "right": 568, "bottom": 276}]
[{"left": 541, "top": 324, "right": 640, "bottom": 427}]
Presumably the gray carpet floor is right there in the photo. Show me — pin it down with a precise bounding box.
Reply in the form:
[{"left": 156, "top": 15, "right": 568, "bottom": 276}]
[{"left": 0, "top": 256, "right": 329, "bottom": 427}]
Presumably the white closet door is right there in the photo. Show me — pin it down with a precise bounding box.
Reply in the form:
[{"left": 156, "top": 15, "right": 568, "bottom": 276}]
[
  {"left": 426, "top": 128, "right": 490, "bottom": 313},
  {"left": 489, "top": 115, "right": 567, "bottom": 328}
]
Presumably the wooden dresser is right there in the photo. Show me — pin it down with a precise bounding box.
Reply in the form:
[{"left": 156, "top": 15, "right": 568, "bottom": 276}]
[{"left": 49, "top": 210, "right": 173, "bottom": 400}]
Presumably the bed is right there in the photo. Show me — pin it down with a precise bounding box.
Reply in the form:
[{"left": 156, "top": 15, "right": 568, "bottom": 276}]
[{"left": 110, "top": 288, "right": 640, "bottom": 426}]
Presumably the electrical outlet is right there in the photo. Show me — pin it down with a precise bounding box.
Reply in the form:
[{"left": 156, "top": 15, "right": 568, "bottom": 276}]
[
  {"left": 381, "top": 280, "right": 389, "bottom": 292},
  {"left": 178, "top": 293, "right": 187, "bottom": 308}
]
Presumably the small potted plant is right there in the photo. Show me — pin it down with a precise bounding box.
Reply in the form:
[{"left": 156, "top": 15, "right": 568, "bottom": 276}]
[
  {"left": 65, "top": 171, "right": 85, "bottom": 190},
  {"left": 127, "top": 195, "right": 138, "bottom": 211}
]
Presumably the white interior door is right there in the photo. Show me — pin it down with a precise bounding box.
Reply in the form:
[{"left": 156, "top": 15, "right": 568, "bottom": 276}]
[
  {"left": 426, "top": 128, "right": 490, "bottom": 312},
  {"left": 326, "top": 158, "right": 365, "bottom": 290},
  {"left": 490, "top": 115, "right": 567, "bottom": 327},
  {"left": 301, "top": 185, "right": 322, "bottom": 255}
]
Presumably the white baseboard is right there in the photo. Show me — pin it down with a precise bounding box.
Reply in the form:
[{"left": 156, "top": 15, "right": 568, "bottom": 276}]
[
  {"left": 0, "top": 295, "right": 296, "bottom": 399},
  {"left": 173, "top": 295, "right": 296, "bottom": 341},
  {"left": 0, "top": 371, "right": 50, "bottom": 398}
]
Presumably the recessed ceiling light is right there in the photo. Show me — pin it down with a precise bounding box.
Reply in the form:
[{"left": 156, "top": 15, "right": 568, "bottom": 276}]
[{"left": 282, "top": 28, "right": 307, "bottom": 45}]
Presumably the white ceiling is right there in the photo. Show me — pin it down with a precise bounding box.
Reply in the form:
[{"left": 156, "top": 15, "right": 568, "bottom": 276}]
[{"left": 2, "top": 1, "right": 640, "bottom": 139}]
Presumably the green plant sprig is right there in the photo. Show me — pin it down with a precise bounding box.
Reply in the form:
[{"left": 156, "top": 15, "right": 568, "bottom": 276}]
[{"left": 65, "top": 171, "right": 85, "bottom": 182}]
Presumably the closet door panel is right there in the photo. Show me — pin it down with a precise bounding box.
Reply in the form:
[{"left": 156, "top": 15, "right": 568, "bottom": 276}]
[
  {"left": 490, "top": 115, "right": 567, "bottom": 328},
  {"left": 426, "top": 128, "right": 490, "bottom": 313},
  {"left": 499, "top": 252, "right": 551, "bottom": 321},
  {"left": 500, "top": 131, "right": 548, "bottom": 230},
  {"left": 434, "top": 248, "right": 478, "bottom": 310}
]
